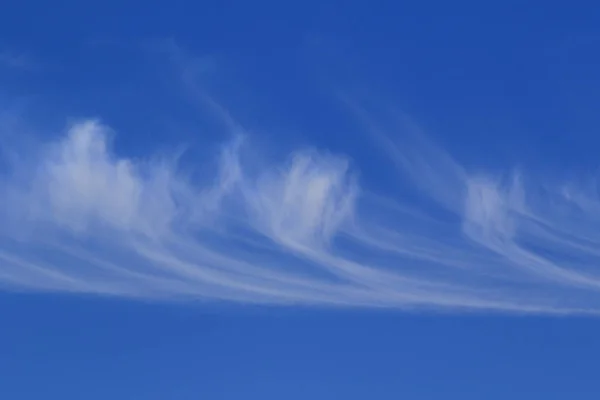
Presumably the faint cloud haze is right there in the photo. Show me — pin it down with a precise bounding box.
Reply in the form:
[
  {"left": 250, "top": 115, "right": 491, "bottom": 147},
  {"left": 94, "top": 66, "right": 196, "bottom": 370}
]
[{"left": 0, "top": 50, "right": 38, "bottom": 71}]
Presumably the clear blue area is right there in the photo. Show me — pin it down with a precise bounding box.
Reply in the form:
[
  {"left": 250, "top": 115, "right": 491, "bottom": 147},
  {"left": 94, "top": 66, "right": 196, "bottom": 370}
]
[
  {"left": 3, "top": 294, "right": 600, "bottom": 399},
  {"left": 2, "top": 1, "right": 600, "bottom": 398}
]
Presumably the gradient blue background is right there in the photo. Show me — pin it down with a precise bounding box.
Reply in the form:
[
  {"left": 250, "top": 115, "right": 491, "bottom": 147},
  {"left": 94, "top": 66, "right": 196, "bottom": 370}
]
[{"left": 2, "top": 1, "right": 600, "bottom": 398}]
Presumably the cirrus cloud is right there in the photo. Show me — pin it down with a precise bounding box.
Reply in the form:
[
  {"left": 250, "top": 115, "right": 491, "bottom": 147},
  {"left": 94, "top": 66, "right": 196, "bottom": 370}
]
[{"left": 1, "top": 102, "right": 600, "bottom": 315}]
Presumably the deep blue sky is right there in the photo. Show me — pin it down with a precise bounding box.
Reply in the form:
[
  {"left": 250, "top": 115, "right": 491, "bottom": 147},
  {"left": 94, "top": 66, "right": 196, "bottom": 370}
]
[
  {"left": 2, "top": 1, "right": 600, "bottom": 399},
  {"left": 3, "top": 295, "right": 600, "bottom": 399}
]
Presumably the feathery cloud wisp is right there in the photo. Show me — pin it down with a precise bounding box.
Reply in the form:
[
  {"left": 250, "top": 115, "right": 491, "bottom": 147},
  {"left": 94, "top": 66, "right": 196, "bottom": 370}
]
[{"left": 2, "top": 109, "right": 600, "bottom": 314}]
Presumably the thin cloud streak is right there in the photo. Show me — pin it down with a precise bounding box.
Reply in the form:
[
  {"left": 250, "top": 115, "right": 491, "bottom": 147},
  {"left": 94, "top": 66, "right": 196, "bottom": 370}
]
[{"left": 1, "top": 107, "right": 600, "bottom": 314}]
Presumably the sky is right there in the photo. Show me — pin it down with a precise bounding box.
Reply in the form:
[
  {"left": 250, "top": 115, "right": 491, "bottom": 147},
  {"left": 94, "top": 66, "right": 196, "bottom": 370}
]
[{"left": 2, "top": 1, "right": 600, "bottom": 398}]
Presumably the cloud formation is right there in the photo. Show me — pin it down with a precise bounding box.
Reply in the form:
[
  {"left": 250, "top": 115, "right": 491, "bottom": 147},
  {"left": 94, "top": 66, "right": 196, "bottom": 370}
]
[{"left": 2, "top": 105, "right": 600, "bottom": 314}]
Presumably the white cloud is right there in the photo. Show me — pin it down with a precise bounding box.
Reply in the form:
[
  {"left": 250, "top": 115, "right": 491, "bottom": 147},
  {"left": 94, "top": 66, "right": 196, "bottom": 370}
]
[
  {"left": 463, "top": 175, "right": 521, "bottom": 244},
  {"left": 1, "top": 103, "right": 600, "bottom": 314},
  {"left": 244, "top": 151, "right": 357, "bottom": 247},
  {"left": 21, "top": 120, "right": 182, "bottom": 237}
]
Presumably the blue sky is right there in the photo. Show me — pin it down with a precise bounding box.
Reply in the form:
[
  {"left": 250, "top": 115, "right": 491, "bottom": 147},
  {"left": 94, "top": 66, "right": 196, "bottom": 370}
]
[{"left": 2, "top": 1, "right": 600, "bottom": 398}]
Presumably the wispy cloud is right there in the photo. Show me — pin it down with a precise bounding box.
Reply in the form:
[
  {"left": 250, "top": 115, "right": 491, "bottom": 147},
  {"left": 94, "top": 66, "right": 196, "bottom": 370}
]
[
  {"left": 1, "top": 104, "right": 600, "bottom": 315},
  {"left": 2, "top": 51, "right": 600, "bottom": 315}
]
